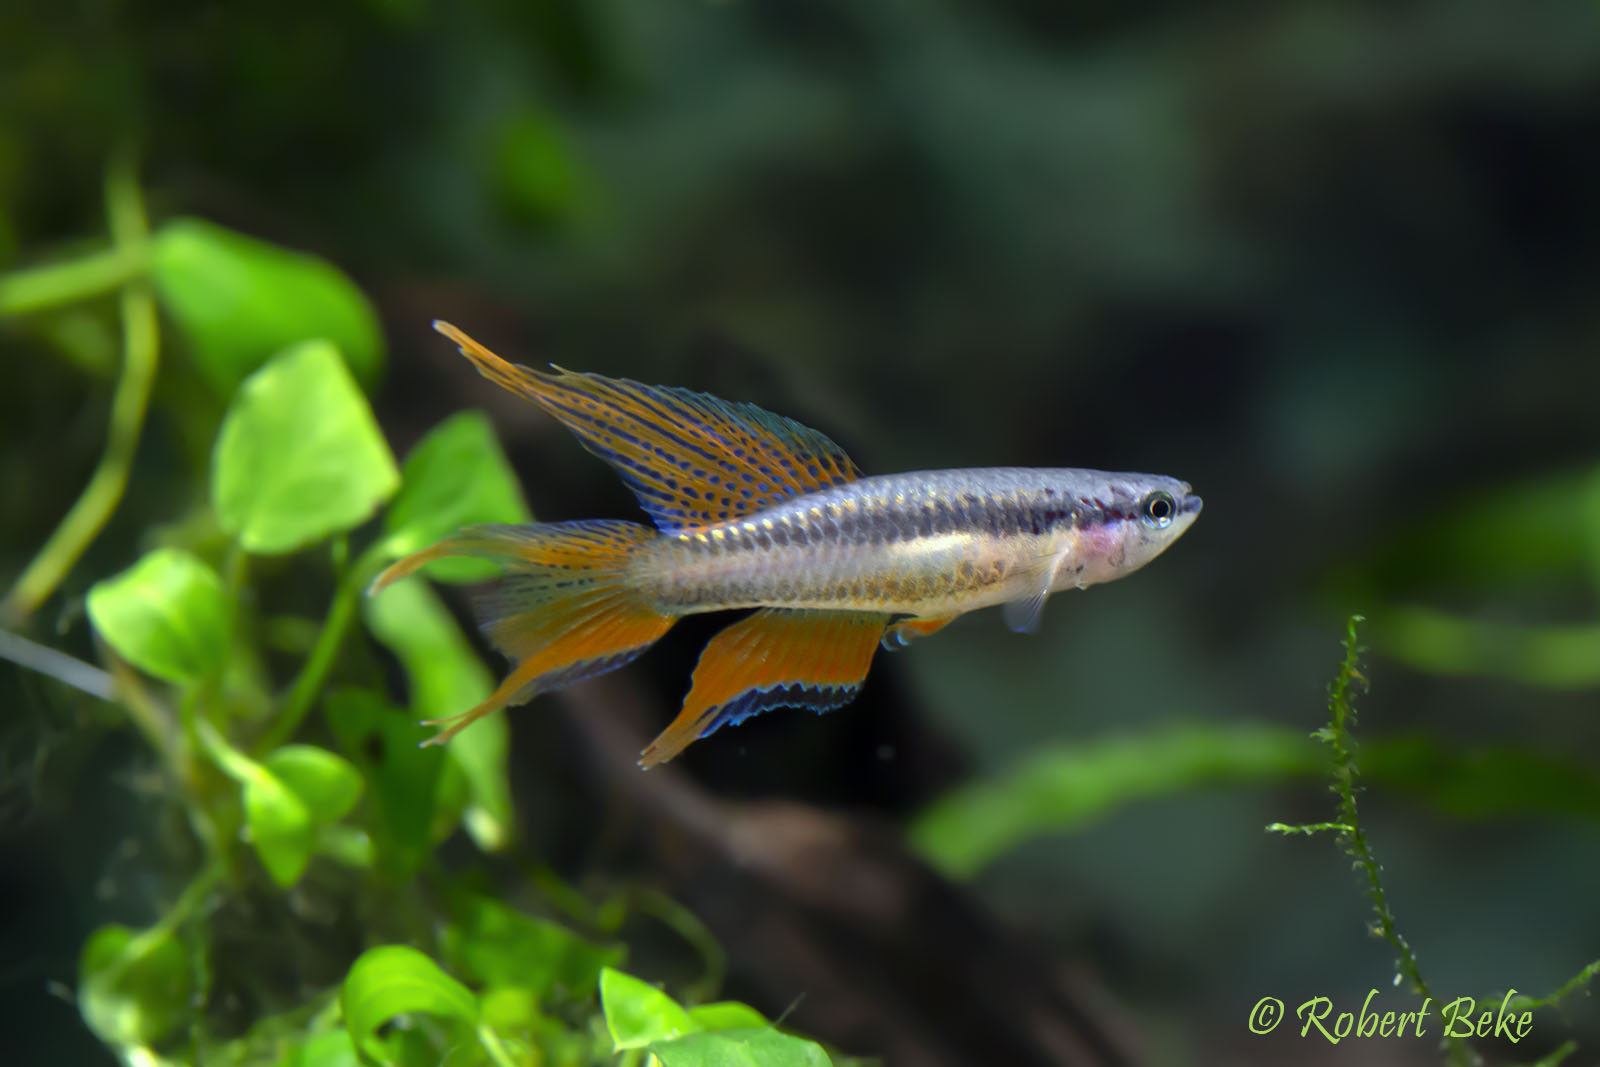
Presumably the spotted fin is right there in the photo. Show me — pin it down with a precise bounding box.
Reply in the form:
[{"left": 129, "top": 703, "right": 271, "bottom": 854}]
[
  {"left": 434, "top": 321, "right": 861, "bottom": 532},
  {"left": 881, "top": 615, "right": 957, "bottom": 650},
  {"left": 638, "top": 608, "right": 887, "bottom": 767},
  {"left": 371, "top": 520, "right": 675, "bottom": 745}
]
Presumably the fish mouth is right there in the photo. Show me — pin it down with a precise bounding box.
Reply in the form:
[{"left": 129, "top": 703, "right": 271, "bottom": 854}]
[{"left": 1181, "top": 493, "right": 1203, "bottom": 516}]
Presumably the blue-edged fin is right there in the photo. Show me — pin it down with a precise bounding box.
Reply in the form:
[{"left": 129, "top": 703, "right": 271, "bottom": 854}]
[
  {"left": 433, "top": 321, "right": 861, "bottom": 531},
  {"left": 372, "top": 520, "right": 674, "bottom": 745},
  {"left": 638, "top": 608, "right": 888, "bottom": 767}
]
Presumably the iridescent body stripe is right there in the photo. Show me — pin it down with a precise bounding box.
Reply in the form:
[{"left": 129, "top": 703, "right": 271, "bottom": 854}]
[{"left": 636, "top": 468, "right": 1122, "bottom": 618}]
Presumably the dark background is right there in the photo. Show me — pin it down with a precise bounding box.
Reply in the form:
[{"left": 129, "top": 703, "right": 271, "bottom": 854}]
[{"left": 4, "top": 1, "right": 1600, "bottom": 1064}]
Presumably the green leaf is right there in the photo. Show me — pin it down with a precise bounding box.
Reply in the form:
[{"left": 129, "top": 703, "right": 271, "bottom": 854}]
[
  {"left": 200, "top": 724, "right": 317, "bottom": 887},
  {"left": 444, "top": 893, "right": 623, "bottom": 1000},
  {"left": 325, "top": 688, "right": 446, "bottom": 874},
  {"left": 341, "top": 946, "right": 478, "bottom": 1064},
  {"left": 382, "top": 411, "right": 531, "bottom": 584},
  {"left": 243, "top": 768, "right": 315, "bottom": 888},
  {"left": 1378, "top": 607, "right": 1600, "bottom": 688},
  {"left": 265, "top": 744, "right": 364, "bottom": 823},
  {"left": 78, "top": 922, "right": 195, "bottom": 1048},
  {"left": 687, "top": 1002, "right": 768, "bottom": 1032},
  {"left": 363, "top": 576, "right": 511, "bottom": 850},
  {"left": 86, "top": 547, "right": 227, "bottom": 685},
  {"left": 651, "top": 1029, "right": 833, "bottom": 1067},
  {"left": 212, "top": 340, "right": 399, "bottom": 554},
  {"left": 152, "top": 216, "right": 383, "bottom": 394},
  {"left": 910, "top": 723, "right": 1325, "bottom": 879},
  {"left": 600, "top": 967, "right": 696, "bottom": 1050},
  {"left": 286, "top": 1029, "right": 361, "bottom": 1067}
]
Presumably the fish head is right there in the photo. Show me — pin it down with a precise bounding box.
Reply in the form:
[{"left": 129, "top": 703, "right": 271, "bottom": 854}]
[{"left": 1052, "top": 471, "right": 1202, "bottom": 589}]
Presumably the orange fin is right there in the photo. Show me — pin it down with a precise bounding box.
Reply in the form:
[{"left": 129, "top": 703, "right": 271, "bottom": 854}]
[
  {"left": 881, "top": 614, "right": 957, "bottom": 650},
  {"left": 372, "top": 520, "right": 674, "bottom": 744},
  {"left": 638, "top": 608, "right": 887, "bottom": 767},
  {"left": 433, "top": 321, "right": 861, "bottom": 531}
]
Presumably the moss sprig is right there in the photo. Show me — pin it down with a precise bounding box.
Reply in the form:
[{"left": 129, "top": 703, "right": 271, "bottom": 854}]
[{"left": 1269, "top": 616, "right": 1476, "bottom": 1065}]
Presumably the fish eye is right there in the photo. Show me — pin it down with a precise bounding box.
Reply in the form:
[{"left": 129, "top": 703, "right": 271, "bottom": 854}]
[{"left": 1141, "top": 490, "right": 1175, "bottom": 529}]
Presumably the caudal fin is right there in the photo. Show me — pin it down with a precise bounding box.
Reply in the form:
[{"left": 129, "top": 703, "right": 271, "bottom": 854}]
[{"left": 371, "top": 520, "right": 673, "bottom": 745}]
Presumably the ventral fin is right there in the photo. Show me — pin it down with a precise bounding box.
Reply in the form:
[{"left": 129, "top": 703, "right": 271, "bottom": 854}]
[
  {"left": 434, "top": 322, "right": 861, "bottom": 532},
  {"left": 881, "top": 615, "right": 957, "bottom": 650},
  {"left": 639, "top": 608, "right": 887, "bottom": 767}
]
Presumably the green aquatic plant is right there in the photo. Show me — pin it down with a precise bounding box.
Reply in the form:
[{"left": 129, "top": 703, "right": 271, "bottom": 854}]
[
  {"left": 1268, "top": 617, "right": 1598, "bottom": 1067},
  {"left": 1, "top": 158, "right": 848, "bottom": 1066}
]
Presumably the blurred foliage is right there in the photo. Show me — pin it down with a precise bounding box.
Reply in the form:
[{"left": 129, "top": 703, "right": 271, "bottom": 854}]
[
  {"left": 0, "top": 167, "right": 844, "bottom": 1064},
  {"left": 913, "top": 721, "right": 1600, "bottom": 879}
]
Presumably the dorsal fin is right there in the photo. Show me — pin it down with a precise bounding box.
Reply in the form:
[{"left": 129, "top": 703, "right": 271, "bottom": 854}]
[{"left": 435, "top": 322, "right": 861, "bottom": 531}]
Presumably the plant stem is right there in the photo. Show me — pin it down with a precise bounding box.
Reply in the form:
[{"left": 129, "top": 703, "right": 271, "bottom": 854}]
[
  {"left": 2, "top": 156, "right": 157, "bottom": 623},
  {"left": 259, "top": 541, "right": 387, "bottom": 753},
  {"left": 2, "top": 281, "right": 160, "bottom": 623},
  {"left": 476, "top": 1024, "right": 521, "bottom": 1067},
  {"left": 0, "top": 243, "right": 150, "bottom": 317},
  {"left": 629, "top": 889, "right": 726, "bottom": 1005}
]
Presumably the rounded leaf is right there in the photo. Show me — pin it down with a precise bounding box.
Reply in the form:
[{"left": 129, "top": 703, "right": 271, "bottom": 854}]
[
  {"left": 152, "top": 216, "right": 383, "bottom": 393},
  {"left": 87, "top": 548, "right": 227, "bottom": 685},
  {"left": 600, "top": 966, "right": 696, "bottom": 1050},
  {"left": 651, "top": 1029, "right": 833, "bottom": 1067},
  {"left": 341, "top": 946, "right": 478, "bottom": 1063},
  {"left": 244, "top": 770, "right": 315, "bottom": 888},
  {"left": 286, "top": 1030, "right": 361, "bottom": 1067},
  {"left": 212, "top": 340, "right": 399, "bottom": 554},
  {"left": 687, "top": 1002, "right": 768, "bottom": 1032},
  {"left": 78, "top": 922, "right": 195, "bottom": 1048},
  {"left": 265, "top": 744, "right": 364, "bottom": 823}
]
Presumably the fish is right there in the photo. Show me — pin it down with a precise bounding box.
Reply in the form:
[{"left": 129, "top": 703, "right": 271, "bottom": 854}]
[{"left": 371, "top": 321, "right": 1202, "bottom": 767}]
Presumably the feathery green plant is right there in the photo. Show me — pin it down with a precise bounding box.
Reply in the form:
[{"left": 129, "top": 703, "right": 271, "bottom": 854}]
[{"left": 1269, "top": 617, "right": 1598, "bottom": 1067}]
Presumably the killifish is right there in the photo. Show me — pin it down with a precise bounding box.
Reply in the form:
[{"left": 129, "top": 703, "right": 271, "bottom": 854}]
[{"left": 372, "top": 322, "right": 1202, "bottom": 767}]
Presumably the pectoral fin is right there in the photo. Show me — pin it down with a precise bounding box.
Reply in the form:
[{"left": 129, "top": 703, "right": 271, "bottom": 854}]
[{"left": 1001, "top": 552, "right": 1069, "bottom": 634}]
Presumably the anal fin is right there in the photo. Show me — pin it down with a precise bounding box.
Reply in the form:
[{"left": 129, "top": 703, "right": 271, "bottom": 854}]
[{"left": 639, "top": 608, "right": 888, "bottom": 767}]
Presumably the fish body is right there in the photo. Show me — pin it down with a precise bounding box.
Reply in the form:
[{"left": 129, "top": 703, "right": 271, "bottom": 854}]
[
  {"left": 373, "top": 323, "right": 1202, "bottom": 766},
  {"left": 635, "top": 467, "right": 1199, "bottom": 620}
]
